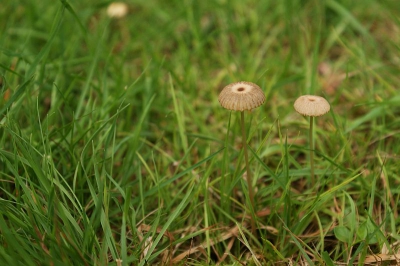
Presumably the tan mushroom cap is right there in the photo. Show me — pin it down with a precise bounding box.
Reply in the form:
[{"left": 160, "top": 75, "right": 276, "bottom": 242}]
[
  {"left": 218, "top": 81, "right": 265, "bottom": 111},
  {"left": 107, "top": 2, "right": 128, "bottom": 18},
  {"left": 294, "top": 95, "right": 330, "bottom": 117}
]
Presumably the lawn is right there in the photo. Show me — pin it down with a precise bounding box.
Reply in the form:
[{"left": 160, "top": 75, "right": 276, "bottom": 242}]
[{"left": 1, "top": 0, "right": 400, "bottom": 265}]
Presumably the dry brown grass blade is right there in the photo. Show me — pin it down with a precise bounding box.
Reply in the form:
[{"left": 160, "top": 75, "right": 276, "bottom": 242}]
[
  {"left": 236, "top": 207, "right": 271, "bottom": 219},
  {"left": 379, "top": 166, "right": 398, "bottom": 219},
  {"left": 138, "top": 224, "right": 175, "bottom": 242},
  {"left": 218, "top": 236, "right": 236, "bottom": 264},
  {"left": 115, "top": 258, "right": 122, "bottom": 266},
  {"left": 354, "top": 254, "right": 400, "bottom": 265},
  {"left": 137, "top": 224, "right": 175, "bottom": 264},
  {"left": 171, "top": 225, "right": 240, "bottom": 263}
]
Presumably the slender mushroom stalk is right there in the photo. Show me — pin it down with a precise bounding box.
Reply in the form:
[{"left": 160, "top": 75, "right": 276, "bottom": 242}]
[
  {"left": 294, "top": 95, "right": 330, "bottom": 185},
  {"left": 241, "top": 111, "right": 255, "bottom": 214},
  {"left": 218, "top": 81, "right": 265, "bottom": 234}
]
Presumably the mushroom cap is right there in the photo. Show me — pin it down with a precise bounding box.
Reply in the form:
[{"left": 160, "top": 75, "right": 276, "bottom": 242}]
[
  {"left": 107, "top": 2, "right": 128, "bottom": 18},
  {"left": 294, "top": 95, "right": 330, "bottom": 117},
  {"left": 218, "top": 81, "right": 265, "bottom": 111}
]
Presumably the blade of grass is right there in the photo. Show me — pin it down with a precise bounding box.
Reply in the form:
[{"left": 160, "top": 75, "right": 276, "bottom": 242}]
[
  {"left": 25, "top": 5, "right": 65, "bottom": 78},
  {"left": 138, "top": 148, "right": 223, "bottom": 202},
  {"left": 169, "top": 73, "right": 188, "bottom": 152},
  {"left": 0, "top": 77, "right": 33, "bottom": 117},
  {"left": 138, "top": 184, "right": 195, "bottom": 266},
  {"left": 59, "top": 0, "right": 87, "bottom": 35}
]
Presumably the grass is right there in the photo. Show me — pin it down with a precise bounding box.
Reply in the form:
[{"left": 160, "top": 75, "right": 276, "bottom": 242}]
[{"left": 1, "top": 0, "right": 400, "bottom": 265}]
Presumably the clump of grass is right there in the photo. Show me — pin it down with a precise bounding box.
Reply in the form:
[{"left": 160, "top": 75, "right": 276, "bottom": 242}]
[{"left": 0, "top": 0, "right": 400, "bottom": 265}]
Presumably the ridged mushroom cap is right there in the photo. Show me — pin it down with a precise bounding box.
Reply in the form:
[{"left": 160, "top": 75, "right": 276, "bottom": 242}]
[
  {"left": 218, "top": 81, "right": 265, "bottom": 111},
  {"left": 294, "top": 95, "right": 330, "bottom": 117}
]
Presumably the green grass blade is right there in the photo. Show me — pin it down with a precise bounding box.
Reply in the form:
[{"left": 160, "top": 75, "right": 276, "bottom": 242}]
[{"left": 138, "top": 184, "right": 195, "bottom": 266}]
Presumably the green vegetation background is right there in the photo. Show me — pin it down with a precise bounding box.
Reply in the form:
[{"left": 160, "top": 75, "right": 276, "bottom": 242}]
[{"left": 1, "top": 0, "right": 400, "bottom": 265}]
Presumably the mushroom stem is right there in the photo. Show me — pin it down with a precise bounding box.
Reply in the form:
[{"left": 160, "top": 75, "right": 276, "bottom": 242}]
[
  {"left": 294, "top": 95, "right": 330, "bottom": 186},
  {"left": 240, "top": 111, "right": 256, "bottom": 234},
  {"left": 309, "top": 116, "right": 315, "bottom": 185}
]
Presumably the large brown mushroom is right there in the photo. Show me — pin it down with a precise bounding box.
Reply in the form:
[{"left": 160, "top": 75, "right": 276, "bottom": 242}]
[
  {"left": 218, "top": 81, "right": 266, "bottom": 111},
  {"left": 218, "top": 81, "right": 265, "bottom": 234}
]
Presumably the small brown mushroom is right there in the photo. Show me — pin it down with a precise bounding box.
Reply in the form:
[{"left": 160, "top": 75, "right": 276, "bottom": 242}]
[
  {"left": 107, "top": 2, "right": 128, "bottom": 18},
  {"left": 294, "top": 95, "right": 330, "bottom": 117},
  {"left": 293, "top": 95, "right": 330, "bottom": 185}
]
